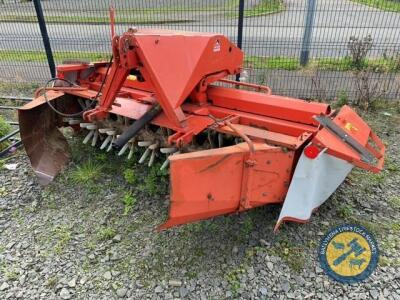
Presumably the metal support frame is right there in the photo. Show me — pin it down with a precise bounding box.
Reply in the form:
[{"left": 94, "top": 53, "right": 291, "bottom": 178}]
[
  {"left": 236, "top": 0, "right": 245, "bottom": 82},
  {"left": 33, "top": 0, "right": 56, "bottom": 78},
  {"left": 300, "top": 0, "right": 317, "bottom": 66}
]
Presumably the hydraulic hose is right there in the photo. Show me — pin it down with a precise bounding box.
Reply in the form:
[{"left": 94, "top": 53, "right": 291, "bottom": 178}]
[
  {"left": 112, "top": 104, "right": 162, "bottom": 150},
  {"left": 41, "top": 55, "right": 113, "bottom": 117}
]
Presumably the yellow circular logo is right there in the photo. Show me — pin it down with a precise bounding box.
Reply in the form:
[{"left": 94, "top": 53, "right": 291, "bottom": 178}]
[{"left": 319, "top": 224, "right": 379, "bottom": 283}]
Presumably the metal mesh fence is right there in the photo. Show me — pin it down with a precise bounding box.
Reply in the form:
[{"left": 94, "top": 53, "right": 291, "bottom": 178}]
[{"left": 1, "top": 0, "right": 399, "bottom": 100}]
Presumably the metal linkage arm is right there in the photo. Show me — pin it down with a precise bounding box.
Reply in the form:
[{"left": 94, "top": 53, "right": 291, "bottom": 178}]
[{"left": 84, "top": 32, "right": 139, "bottom": 121}]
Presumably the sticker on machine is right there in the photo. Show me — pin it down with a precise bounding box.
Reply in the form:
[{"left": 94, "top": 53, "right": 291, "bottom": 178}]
[{"left": 213, "top": 39, "right": 221, "bottom": 52}]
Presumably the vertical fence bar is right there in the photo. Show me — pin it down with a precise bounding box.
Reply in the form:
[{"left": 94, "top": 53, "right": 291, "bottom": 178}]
[
  {"left": 236, "top": 0, "right": 245, "bottom": 81},
  {"left": 33, "top": 0, "right": 55, "bottom": 78},
  {"left": 300, "top": 0, "right": 316, "bottom": 66}
]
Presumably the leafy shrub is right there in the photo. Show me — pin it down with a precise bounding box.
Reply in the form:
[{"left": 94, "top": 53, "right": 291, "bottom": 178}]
[{"left": 0, "top": 115, "right": 12, "bottom": 151}]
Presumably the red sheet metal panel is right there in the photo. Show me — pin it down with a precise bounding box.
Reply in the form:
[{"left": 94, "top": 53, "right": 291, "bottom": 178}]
[
  {"left": 134, "top": 31, "right": 243, "bottom": 124},
  {"left": 207, "top": 86, "right": 330, "bottom": 126},
  {"left": 159, "top": 143, "right": 294, "bottom": 229},
  {"left": 313, "top": 105, "right": 385, "bottom": 172}
]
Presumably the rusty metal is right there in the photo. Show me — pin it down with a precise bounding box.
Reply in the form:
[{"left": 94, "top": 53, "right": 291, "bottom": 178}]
[{"left": 18, "top": 92, "right": 80, "bottom": 184}]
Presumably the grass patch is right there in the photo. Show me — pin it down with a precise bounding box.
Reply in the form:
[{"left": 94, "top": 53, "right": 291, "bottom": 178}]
[
  {"left": 2, "top": 49, "right": 399, "bottom": 73},
  {"left": 244, "top": 55, "right": 400, "bottom": 72},
  {"left": 96, "top": 226, "right": 117, "bottom": 241},
  {"left": 270, "top": 241, "right": 306, "bottom": 273},
  {"left": 2, "top": 265, "right": 19, "bottom": 282},
  {"left": 385, "top": 157, "right": 399, "bottom": 172},
  {"left": 0, "top": 14, "right": 192, "bottom": 25},
  {"left": 0, "top": 82, "right": 38, "bottom": 96},
  {"left": 391, "top": 222, "right": 400, "bottom": 232},
  {"left": 46, "top": 276, "right": 58, "bottom": 288},
  {"left": 244, "top": 0, "right": 285, "bottom": 17},
  {"left": 227, "top": 0, "right": 285, "bottom": 17},
  {"left": 71, "top": 159, "right": 102, "bottom": 184},
  {"left": 0, "top": 50, "right": 109, "bottom": 63},
  {"left": 337, "top": 204, "right": 354, "bottom": 219},
  {"left": 53, "top": 225, "right": 72, "bottom": 254},
  {"left": 351, "top": 0, "right": 400, "bottom": 12},
  {"left": 245, "top": 56, "right": 300, "bottom": 70},
  {"left": 225, "top": 265, "right": 246, "bottom": 297},
  {"left": 388, "top": 196, "right": 400, "bottom": 209}
]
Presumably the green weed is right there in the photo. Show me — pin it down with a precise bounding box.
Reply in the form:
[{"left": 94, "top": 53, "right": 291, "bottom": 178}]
[
  {"left": 46, "top": 276, "right": 58, "bottom": 288},
  {"left": 187, "top": 271, "right": 198, "bottom": 280},
  {"left": 3, "top": 267, "right": 19, "bottom": 281},
  {"left": 0, "top": 186, "right": 7, "bottom": 197},
  {"left": 85, "top": 240, "right": 97, "bottom": 251},
  {"left": 11, "top": 208, "right": 23, "bottom": 224},
  {"left": 390, "top": 222, "right": 400, "bottom": 232},
  {"left": 122, "top": 191, "right": 136, "bottom": 215},
  {"left": 71, "top": 159, "right": 102, "bottom": 184},
  {"left": 141, "top": 164, "right": 169, "bottom": 196},
  {"left": 388, "top": 196, "right": 400, "bottom": 209},
  {"left": 271, "top": 241, "right": 305, "bottom": 273},
  {"left": 53, "top": 225, "right": 72, "bottom": 255},
  {"left": 385, "top": 158, "right": 399, "bottom": 172},
  {"left": 97, "top": 226, "right": 117, "bottom": 241},
  {"left": 123, "top": 169, "right": 137, "bottom": 184},
  {"left": 241, "top": 215, "right": 254, "bottom": 236},
  {"left": 350, "top": 219, "right": 382, "bottom": 237},
  {"left": 225, "top": 266, "right": 246, "bottom": 297},
  {"left": 338, "top": 204, "right": 353, "bottom": 219},
  {"left": 368, "top": 172, "right": 386, "bottom": 186},
  {"left": 95, "top": 152, "right": 108, "bottom": 163}
]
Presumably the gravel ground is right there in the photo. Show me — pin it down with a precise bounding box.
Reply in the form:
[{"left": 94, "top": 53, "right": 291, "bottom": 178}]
[{"left": 0, "top": 103, "right": 399, "bottom": 299}]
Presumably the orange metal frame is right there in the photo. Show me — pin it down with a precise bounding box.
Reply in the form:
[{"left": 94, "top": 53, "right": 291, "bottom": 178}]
[{"left": 41, "top": 28, "right": 384, "bottom": 229}]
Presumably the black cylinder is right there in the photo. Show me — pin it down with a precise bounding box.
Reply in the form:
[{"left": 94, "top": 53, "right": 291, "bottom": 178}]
[{"left": 113, "top": 104, "right": 162, "bottom": 150}]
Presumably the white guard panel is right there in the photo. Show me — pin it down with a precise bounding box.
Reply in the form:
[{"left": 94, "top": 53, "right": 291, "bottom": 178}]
[{"left": 275, "top": 149, "right": 353, "bottom": 230}]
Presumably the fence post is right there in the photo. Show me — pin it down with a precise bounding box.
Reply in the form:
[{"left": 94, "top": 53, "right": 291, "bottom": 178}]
[
  {"left": 236, "top": 0, "right": 245, "bottom": 81},
  {"left": 33, "top": 0, "right": 55, "bottom": 78},
  {"left": 300, "top": 0, "right": 317, "bottom": 66}
]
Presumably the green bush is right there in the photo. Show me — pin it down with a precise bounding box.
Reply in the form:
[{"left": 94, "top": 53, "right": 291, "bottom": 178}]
[
  {"left": 334, "top": 90, "right": 349, "bottom": 108},
  {"left": 0, "top": 115, "right": 12, "bottom": 151}
]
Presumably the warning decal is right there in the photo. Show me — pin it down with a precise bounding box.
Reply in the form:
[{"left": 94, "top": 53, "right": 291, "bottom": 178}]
[{"left": 213, "top": 39, "right": 221, "bottom": 52}]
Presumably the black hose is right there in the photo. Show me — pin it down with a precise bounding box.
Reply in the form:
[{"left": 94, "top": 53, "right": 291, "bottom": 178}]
[
  {"left": 42, "top": 55, "right": 113, "bottom": 117},
  {"left": 112, "top": 104, "right": 162, "bottom": 150},
  {"left": 43, "top": 78, "right": 84, "bottom": 117}
]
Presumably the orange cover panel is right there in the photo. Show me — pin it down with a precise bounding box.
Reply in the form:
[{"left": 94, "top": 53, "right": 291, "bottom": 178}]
[{"left": 159, "top": 143, "right": 294, "bottom": 229}]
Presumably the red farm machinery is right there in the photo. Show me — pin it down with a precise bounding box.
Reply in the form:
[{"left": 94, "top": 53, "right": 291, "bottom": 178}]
[{"left": 18, "top": 27, "right": 385, "bottom": 230}]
